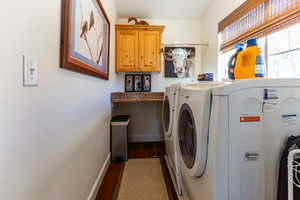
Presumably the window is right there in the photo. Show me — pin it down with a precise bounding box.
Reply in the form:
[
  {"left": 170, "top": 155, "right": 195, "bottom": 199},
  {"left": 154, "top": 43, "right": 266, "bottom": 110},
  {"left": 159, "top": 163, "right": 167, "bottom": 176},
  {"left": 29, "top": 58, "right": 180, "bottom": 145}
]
[
  {"left": 268, "top": 23, "right": 300, "bottom": 78},
  {"left": 218, "top": 0, "right": 300, "bottom": 79},
  {"left": 219, "top": 0, "right": 300, "bottom": 52},
  {"left": 220, "top": 22, "right": 300, "bottom": 80}
]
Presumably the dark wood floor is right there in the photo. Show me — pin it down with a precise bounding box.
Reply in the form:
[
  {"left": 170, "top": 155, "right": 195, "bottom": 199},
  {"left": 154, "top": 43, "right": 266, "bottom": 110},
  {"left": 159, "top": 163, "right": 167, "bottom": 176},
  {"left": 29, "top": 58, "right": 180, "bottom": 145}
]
[
  {"left": 128, "top": 142, "right": 166, "bottom": 159},
  {"left": 95, "top": 142, "right": 178, "bottom": 200}
]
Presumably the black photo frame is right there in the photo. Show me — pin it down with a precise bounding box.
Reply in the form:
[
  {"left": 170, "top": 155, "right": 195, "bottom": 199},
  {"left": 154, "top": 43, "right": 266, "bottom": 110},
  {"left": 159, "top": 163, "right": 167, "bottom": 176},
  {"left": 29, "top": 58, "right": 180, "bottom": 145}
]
[
  {"left": 142, "top": 74, "right": 151, "bottom": 92},
  {"left": 134, "top": 75, "right": 143, "bottom": 92},
  {"left": 125, "top": 74, "right": 134, "bottom": 92}
]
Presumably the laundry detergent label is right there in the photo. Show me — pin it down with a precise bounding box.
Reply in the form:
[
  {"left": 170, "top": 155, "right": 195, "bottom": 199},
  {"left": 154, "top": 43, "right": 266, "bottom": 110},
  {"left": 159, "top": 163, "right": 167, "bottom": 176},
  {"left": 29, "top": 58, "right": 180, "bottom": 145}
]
[{"left": 282, "top": 114, "right": 297, "bottom": 126}]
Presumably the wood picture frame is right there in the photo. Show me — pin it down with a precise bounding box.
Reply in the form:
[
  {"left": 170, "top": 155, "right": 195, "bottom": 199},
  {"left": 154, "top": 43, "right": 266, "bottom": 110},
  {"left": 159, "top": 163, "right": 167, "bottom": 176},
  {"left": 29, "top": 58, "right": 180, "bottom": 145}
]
[{"left": 60, "top": 0, "right": 110, "bottom": 80}]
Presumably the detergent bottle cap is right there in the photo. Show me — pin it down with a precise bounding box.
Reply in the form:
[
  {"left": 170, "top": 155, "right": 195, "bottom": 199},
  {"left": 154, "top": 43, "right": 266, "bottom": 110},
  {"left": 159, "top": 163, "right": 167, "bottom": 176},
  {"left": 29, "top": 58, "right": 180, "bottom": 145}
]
[
  {"left": 247, "top": 38, "right": 258, "bottom": 47},
  {"left": 235, "top": 44, "right": 244, "bottom": 50}
]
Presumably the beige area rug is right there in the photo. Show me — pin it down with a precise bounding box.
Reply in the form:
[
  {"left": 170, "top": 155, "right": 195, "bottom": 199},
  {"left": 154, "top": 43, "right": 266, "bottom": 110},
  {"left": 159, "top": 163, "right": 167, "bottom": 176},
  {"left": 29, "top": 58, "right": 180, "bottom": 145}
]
[{"left": 117, "top": 158, "right": 169, "bottom": 200}]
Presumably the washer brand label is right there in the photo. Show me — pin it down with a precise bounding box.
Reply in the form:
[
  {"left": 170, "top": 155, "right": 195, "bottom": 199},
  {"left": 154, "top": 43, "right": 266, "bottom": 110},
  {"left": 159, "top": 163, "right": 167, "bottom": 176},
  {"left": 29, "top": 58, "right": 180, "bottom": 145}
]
[
  {"left": 264, "top": 89, "right": 279, "bottom": 100},
  {"left": 240, "top": 116, "right": 261, "bottom": 123},
  {"left": 282, "top": 114, "right": 297, "bottom": 126}
]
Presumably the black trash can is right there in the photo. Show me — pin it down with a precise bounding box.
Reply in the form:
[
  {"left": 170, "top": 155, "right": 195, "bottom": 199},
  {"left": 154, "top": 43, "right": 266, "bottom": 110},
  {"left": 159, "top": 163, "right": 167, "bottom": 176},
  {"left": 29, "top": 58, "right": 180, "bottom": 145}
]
[{"left": 111, "top": 115, "right": 130, "bottom": 162}]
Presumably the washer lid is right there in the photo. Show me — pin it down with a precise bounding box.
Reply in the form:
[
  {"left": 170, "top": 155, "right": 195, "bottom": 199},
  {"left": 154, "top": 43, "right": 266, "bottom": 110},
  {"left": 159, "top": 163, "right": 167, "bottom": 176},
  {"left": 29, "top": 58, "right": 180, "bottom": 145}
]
[
  {"left": 183, "top": 82, "right": 223, "bottom": 89},
  {"left": 180, "top": 82, "right": 224, "bottom": 94},
  {"left": 212, "top": 79, "right": 300, "bottom": 96}
]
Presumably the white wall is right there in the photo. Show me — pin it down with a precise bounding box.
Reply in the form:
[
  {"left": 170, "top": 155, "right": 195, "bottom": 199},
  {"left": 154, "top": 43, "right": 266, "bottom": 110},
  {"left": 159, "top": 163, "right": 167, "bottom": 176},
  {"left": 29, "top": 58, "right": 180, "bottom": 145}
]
[
  {"left": 200, "top": 0, "right": 246, "bottom": 79},
  {"left": 0, "top": 0, "right": 119, "bottom": 200},
  {"left": 117, "top": 18, "right": 203, "bottom": 91}
]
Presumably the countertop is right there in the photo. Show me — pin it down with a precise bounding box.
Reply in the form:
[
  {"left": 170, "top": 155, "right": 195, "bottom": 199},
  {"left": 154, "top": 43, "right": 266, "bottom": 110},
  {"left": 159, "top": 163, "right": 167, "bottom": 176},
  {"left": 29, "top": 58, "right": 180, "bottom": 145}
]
[{"left": 111, "top": 92, "right": 165, "bottom": 103}]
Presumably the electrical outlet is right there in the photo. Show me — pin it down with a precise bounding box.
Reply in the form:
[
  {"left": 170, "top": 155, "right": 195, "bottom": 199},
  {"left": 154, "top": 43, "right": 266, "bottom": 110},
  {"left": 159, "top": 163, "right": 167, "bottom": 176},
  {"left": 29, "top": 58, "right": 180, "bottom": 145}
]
[{"left": 23, "top": 55, "right": 38, "bottom": 87}]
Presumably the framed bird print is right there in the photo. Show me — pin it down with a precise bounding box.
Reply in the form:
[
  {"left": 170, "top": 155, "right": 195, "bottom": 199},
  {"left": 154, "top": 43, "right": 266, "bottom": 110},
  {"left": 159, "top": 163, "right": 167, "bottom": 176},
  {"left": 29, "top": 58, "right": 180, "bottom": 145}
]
[{"left": 60, "top": 0, "right": 110, "bottom": 80}]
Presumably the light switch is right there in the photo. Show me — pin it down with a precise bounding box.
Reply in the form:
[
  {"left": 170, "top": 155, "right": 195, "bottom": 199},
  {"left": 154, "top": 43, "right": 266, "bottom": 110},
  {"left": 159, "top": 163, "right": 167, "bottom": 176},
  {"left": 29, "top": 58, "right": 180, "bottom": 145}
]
[{"left": 23, "top": 55, "right": 38, "bottom": 87}]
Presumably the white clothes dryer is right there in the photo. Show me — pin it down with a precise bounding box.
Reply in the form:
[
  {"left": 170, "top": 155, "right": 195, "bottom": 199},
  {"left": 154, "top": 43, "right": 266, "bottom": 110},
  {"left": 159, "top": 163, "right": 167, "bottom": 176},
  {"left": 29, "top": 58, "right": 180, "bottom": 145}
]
[{"left": 162, "top": 83, "right": 182, "bottom": 196}]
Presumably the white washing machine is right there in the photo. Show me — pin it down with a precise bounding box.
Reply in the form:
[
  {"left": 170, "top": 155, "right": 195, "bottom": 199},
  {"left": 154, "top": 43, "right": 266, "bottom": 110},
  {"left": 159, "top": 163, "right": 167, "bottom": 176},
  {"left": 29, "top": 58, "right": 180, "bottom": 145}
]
[
  {"left": 176, "top": 82, "right": 223, "bottom": 200},
  {"left": 162, "top": 83, "right": 182, "bottom": 196},
  {"left": 178, "top": 79, "right": 300, "bottom": 200}
]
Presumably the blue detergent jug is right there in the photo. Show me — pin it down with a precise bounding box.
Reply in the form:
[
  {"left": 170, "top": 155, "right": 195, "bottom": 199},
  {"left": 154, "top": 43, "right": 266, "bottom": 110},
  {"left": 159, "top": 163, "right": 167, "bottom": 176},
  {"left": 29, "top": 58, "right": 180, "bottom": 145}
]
[{"left": 228, "top": 44, "right": 244, "bottom": 80}]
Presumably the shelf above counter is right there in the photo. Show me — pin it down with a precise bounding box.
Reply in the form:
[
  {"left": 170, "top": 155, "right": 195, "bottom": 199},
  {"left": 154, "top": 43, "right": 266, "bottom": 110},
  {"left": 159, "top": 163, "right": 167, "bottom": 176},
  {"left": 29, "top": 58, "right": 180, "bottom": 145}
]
[{"left": 111, "top": 92, "right": 165, "bottom": 103}]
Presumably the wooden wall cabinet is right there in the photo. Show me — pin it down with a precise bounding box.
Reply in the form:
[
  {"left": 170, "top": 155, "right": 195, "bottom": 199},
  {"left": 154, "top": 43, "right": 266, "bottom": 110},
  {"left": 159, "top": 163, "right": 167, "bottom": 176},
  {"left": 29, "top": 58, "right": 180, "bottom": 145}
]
[{"left": 116, "top": 25, "right": 165, "bottom": 73}]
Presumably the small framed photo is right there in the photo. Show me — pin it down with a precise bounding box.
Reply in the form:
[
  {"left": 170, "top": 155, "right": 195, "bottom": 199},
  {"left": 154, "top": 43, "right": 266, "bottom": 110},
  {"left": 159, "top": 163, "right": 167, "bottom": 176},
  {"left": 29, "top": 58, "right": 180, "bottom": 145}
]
[
  {"left": 125, "top": 74, "right": 134, "bottom": 92},
  {"left": 134, "top": 75, "right": 143, "bottom": 92},
  {"left": 142, "top": 74, "right": 151, "bottom": 92}
]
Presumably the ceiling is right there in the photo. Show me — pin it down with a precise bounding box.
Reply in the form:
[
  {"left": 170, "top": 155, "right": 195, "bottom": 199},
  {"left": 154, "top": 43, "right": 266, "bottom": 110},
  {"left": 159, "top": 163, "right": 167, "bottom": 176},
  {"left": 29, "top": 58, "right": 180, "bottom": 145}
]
[{"left": 115, "top": 0, "right": 211, "bottom": 20}]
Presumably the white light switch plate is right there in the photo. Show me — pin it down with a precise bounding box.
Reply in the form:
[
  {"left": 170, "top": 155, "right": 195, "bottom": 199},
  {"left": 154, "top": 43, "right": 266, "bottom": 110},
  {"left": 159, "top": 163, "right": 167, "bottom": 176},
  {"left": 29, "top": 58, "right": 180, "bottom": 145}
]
[{"left": 23, "top": 55, "right": 38, "bottom": 87}]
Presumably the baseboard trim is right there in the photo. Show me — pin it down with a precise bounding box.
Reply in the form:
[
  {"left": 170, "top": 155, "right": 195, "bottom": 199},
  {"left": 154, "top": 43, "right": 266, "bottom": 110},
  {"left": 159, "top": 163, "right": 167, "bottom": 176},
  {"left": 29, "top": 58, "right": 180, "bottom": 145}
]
[
  {"left": 87, "top": 153, "right": 111, "bottom": 200},
  {"left": 129, "top": 135, "right": 164, "bottom": 142}
]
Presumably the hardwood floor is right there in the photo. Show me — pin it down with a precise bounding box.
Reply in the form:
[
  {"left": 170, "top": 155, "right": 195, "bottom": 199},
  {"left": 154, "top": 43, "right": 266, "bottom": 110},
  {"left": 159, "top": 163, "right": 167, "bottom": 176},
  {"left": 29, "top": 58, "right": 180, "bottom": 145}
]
[
  {"left": 95, "top": 142, "right": 178, "bottom": 200},
  {"left": 128, "top": 142, "right": 166, "bottom": 159},
  {"left": 95, "top": 162, "right": 124, "bottom": 200}
]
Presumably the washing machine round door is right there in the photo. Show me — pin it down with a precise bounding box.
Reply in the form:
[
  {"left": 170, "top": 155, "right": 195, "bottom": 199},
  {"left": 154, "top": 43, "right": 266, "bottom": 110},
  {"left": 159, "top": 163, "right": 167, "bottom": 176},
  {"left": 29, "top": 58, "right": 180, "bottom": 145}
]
[
  {"left": 162, "top": 96, "right": 172, "bottom": 136},
  {"left": 178, "top": 103, "right": 197, "bottom": 169}
]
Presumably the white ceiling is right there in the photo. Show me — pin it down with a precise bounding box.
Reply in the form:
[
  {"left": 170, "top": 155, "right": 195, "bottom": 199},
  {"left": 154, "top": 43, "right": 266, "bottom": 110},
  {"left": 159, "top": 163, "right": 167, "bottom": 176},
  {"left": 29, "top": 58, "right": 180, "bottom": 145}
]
[{"left": 115, "top": 0, "right": 212, "bottom": 20}]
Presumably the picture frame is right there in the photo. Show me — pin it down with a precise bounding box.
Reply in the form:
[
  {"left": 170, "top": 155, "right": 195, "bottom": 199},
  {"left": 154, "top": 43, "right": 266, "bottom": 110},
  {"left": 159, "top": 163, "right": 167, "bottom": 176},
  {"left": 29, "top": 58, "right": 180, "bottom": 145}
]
[
  {"left": 125, "top": 74, "right": 134, "bottom": 92},
  {"left": 164, "top": 47, "right": 195, "bottom": 78},
  {"left": 134, "top": 75, "right": 143, "bottom": 92},
  {"left": 142, "top": 74, "right": 151, "bottom": 92},
  {"left": 60, "top": 0, "right": 110, "bottom": 80}
]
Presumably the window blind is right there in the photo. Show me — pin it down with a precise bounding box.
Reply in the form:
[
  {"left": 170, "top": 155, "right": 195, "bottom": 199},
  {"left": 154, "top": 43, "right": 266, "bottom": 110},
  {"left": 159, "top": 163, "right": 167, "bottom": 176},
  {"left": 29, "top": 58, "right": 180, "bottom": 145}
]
[{"left": 219, "top": 0, "right": 300, "bottom": 51}]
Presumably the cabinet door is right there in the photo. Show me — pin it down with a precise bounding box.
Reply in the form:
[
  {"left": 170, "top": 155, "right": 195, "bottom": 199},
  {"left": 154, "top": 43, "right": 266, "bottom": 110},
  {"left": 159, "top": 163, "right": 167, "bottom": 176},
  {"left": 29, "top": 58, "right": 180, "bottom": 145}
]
[
  {"left": 139, "top": 31, "right": 161, "bottom": 72},
  {"left": 116, "top": 30, "right": 139, "bottom": 72}
]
